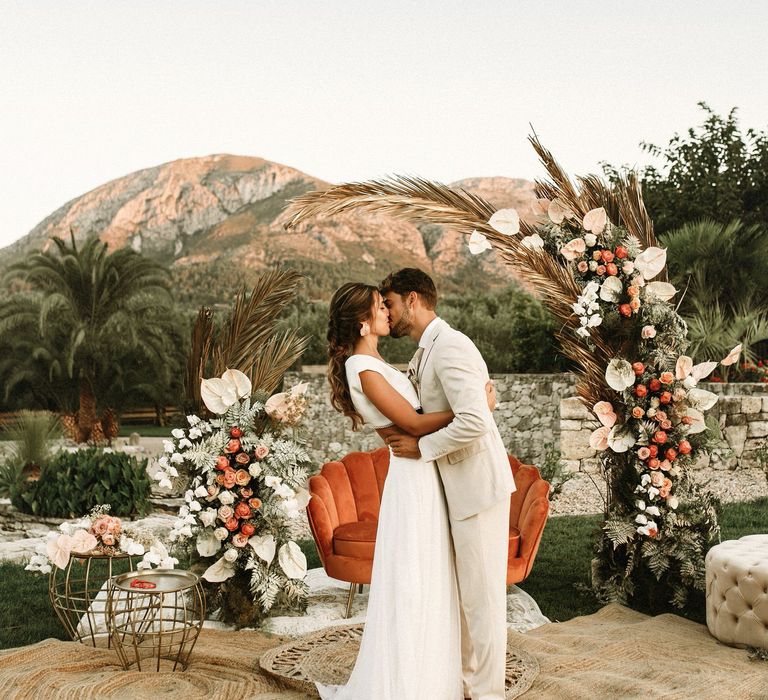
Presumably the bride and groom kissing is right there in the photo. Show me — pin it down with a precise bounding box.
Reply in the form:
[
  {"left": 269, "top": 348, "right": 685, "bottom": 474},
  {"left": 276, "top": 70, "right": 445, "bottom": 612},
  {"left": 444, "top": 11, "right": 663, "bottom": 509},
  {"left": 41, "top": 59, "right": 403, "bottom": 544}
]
[{"left": 320, "top": 268, "right": 516, "bottom": 700}]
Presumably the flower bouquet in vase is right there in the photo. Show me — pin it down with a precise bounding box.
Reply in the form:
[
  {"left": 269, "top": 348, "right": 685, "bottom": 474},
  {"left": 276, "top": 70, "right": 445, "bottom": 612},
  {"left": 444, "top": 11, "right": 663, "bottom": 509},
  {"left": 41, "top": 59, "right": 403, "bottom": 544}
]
[{"left": 155, "top": 369, "right": 314, "bottom": 626}]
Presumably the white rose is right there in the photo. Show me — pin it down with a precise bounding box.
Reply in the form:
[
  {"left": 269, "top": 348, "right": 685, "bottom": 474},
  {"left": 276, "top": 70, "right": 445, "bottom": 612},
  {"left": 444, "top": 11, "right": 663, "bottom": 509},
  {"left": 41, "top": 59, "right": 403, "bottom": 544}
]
[
  {"left": 189, "top": 500, "right": 202, "bottom": 512},
  {"left": 588, "top": 261, "right": 598, "bottom": 271},
  {"left": 584, "top": 233, "right": 597, "bottom": 247},
  {"left": 223, "top": 548, "right": 239, "bottom": 563},
  {"left": 265, "top": 475, "right": 282, "bottom": 489},
  {"left": 200, "top": 508, "right": 218, "bottom": 527},
  {"left": 214, "top": 527, "right": 229, "bottom": 541},
  {"left": 170, "top": 452, "right": 184, "bottom": 464},
  {"left": 248, "top": 464, "right": 263, "bottom": 478},
  {"left": 218, "top": 490, "right": 235, "bottom": 505},
  {"left": 622, "top": 261, "right": 635, "bottom": 274},
  {"left": 163, "top": 440, "right": 175, "bottom": 453}
]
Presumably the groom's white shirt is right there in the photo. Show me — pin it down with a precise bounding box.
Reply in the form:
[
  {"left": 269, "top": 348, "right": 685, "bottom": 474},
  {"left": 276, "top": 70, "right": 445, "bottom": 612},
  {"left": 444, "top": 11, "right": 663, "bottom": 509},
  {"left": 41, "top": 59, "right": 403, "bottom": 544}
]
[{"left": 415, "top": 317, "right": 515, "bottom": 521}]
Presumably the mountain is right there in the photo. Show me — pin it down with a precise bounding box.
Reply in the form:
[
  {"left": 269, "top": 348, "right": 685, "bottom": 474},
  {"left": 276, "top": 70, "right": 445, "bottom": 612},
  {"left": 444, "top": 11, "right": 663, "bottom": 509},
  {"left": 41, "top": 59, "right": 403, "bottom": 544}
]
[{"left": 0, "top": 155, "right": 538, "bottom": 304}]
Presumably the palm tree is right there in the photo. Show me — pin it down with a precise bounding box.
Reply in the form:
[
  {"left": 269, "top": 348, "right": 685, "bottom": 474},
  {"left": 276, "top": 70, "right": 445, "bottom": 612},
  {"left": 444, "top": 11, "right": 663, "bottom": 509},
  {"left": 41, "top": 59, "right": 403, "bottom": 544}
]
[{"left": 0, "top": 233, "right": 175, "bottom": 441}]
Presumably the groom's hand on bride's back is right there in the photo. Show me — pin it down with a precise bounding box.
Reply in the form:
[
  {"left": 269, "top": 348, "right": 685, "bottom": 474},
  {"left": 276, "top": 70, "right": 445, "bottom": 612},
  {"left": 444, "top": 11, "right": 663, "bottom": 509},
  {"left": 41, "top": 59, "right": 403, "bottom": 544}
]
[{"left": 387, "top": 434, "right": 421, "bottom": 459}]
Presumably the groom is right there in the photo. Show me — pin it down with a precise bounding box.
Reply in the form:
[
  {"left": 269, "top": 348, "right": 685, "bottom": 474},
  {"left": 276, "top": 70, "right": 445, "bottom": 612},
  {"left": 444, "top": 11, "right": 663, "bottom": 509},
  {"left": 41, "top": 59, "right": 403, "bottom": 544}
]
[{"left": 380, "top": 268, "right": 515, "bottom": 700}]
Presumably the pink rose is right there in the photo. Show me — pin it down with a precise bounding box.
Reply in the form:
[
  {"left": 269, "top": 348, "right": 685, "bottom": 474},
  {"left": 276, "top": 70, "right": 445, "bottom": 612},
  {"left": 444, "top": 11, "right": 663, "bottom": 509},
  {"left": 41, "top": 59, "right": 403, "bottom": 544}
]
[
  {"left": 659, "top": 459, "right": 672, "bottom": 472},
  {"left": 577, "top": 261, "right": 589, "bottom": 273},
  {"left": 254, "top": 445, "right": 270, "bottom": 460},
  {"left": 206, "top": 484, "right": 221, "bottom": 501},
  {"left": 232, "top": 533, "right": 249, "bottom": 548},
  {"left": 637, "top": 447, "right": 651, "bottom": 460},
  {"left": 650, "top": 471, "right": 665, "bottom": 487},
  {"left": 217, "top": 505, "right": 234, "bottom": 522},
  {"left": 235, "top": 469, "right": 251, "bottom": 486},
  {"left": 101, "top": 533, "right": 115, "bottom": 547},
  {"left": 222, "top": 469, "right": 237, "bottom": 489},
  {"left": 641, "top": 325, "right": 657, "bottom": 339},
  {"left": 660, "top": 419, "right": 672, "bottom": 430}
]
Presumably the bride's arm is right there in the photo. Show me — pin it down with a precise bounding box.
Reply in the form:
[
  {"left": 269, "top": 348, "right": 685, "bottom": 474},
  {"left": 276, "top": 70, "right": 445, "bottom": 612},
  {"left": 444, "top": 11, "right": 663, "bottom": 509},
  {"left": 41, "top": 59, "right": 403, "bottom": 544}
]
[{"left": 359, "top": 370, "right": 452, "bottom": 437}]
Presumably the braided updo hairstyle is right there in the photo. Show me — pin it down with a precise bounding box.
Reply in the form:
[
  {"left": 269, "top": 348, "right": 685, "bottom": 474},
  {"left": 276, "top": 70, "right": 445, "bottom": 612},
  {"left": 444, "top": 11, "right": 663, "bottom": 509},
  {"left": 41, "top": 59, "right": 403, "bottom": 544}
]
[{"left": 327, "top": 282, "right": 379, "bottom": 430}]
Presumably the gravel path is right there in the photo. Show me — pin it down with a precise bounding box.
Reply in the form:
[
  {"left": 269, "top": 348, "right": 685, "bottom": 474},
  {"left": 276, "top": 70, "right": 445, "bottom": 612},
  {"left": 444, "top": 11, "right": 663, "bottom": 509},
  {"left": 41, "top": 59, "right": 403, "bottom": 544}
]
[{"left": 550, "top": 468, "right": 768, "bottom": 516}]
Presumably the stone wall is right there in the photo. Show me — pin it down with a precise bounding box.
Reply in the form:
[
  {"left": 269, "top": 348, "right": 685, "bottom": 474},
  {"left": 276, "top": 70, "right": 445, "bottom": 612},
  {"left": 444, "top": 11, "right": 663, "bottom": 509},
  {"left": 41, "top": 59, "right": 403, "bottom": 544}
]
[
  {"left": 559, "top": 383, "right": 768, "bottom": 472},
  {"left": 286, "top": 371, "right": 575, "bottom": 467}
]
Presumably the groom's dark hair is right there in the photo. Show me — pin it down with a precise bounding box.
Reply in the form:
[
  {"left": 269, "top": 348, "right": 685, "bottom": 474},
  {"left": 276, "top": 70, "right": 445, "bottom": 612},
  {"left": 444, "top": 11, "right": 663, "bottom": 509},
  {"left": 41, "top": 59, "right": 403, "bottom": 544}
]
[{"left": 379, "top": 268, "right": 437, "bottom": 309}]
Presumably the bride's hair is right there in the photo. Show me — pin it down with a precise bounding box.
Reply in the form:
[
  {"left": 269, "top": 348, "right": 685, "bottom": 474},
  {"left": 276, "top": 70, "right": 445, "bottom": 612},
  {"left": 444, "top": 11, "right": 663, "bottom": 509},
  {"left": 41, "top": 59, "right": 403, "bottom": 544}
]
[{"left": 327, "top": 282, "right": 379, "bottom": 430}]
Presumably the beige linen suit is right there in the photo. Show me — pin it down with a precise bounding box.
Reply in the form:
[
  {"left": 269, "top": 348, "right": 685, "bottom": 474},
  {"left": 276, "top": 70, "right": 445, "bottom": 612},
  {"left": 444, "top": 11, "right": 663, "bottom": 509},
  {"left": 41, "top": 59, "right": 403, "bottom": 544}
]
[{"left": 414, "top": 318, "right": 515, "bottom": 700}]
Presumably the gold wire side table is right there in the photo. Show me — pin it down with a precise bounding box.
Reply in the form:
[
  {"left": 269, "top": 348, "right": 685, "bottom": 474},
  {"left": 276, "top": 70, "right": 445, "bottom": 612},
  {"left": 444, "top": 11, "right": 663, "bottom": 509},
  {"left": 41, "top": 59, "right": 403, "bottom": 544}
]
[
  {"left": 49, "top": 551, "right": 134, "bottom": 646},
  {"left": 106, "top": 569, "right": 205, "bottom": 671}
]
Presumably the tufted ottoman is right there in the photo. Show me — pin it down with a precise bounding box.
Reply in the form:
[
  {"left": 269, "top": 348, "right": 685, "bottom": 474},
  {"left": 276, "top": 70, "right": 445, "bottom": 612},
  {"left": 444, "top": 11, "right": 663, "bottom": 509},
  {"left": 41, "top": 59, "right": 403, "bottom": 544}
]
[{"left": 706, "top": 534, "right": 768, "bottom": 649}]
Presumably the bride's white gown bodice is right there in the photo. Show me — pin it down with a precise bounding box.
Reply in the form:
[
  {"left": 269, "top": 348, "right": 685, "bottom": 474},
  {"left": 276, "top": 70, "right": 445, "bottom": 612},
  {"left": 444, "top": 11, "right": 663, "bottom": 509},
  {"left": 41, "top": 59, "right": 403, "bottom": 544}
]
[{"left": 317, "top": 354, "right": 462, "bottom": 700}]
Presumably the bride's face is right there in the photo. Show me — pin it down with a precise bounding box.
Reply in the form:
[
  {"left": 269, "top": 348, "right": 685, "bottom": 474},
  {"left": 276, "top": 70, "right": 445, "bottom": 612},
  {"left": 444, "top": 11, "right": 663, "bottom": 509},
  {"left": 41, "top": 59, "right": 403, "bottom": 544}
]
[{"left": 368, "top": 293, "right": 391, "bottom": 337}]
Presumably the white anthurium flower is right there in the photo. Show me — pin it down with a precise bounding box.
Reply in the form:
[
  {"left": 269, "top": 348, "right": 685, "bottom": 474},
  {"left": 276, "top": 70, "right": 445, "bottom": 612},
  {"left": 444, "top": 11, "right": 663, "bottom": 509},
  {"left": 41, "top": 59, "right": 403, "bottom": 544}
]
[
  {"left": 264, "top": 475, "right": 283, "bottom": 489},
  {"left": 690, "top": 361, "right": 718, "bottom": 384},
  {"left": 196, "top": 530, "right": 221, "bottom": 557},
  {"left": 467, "top": 230, "right": 492, "bottom": 255},
  {"left": 605, "top": 359, "right": 636, "bottom": 392},
  {"left": 548, "top": 198, "right": 574, "bottom": 225},
  {"left": 521, "top": 233, "right": 545, "bottom": 250},
  {"left": 281, "top": 498, "right": 301, "bottom": 518},
  {"left": 683, "top": 407, "right": 707, "bottom": 434},
  {"left": 644, "top": 281, "right": 677, "bottom": 301},
  {"left": 221, "top": 369, "right": 252, "bottom": 399},
  {"left": 675, "top": 355, "right": 693, "bottom": 380},
  {"left": 582, "top": 207, "right": 607, "bottom": 234},
  {"left": 200, "top": 377, "right": 237, "bottom": 415},
  {"left": 200, "top": 508, "right": 218, "bottom": 528},
  {"left": 720, "top": 344, "right": 742, "bottom": 366},
  {"left": 194, "top": 485, "right": 209, "bottom": 499},
  {"left": 634, "top": 247, "right": 667, "bottom": 280},
  {"left": 488, "top": 208, "right": 520, "bottom": 236},
  {"left": 589, "top": 426, "right": 611, "bottom": 451},
  {"left": 687, "top": 388, "right": 719, "bottom": 412},
  {"left": 278, "top": 541, "right": 308, "bottom": 580},
  {"left": 202, "top": 556, "right": 236, "bottom": 582},
  {"left": 171, "top": 428, "right": 185, "bottom": 439},
  {"left": 249, "top": 534, "right": 276, "bottom": 566},
  {"left": 47, "top": 535, "right": 74, "bottom": 570},
  {"left": 295, "top": 488, "right": 311, "bottom": 509},
  {"left": 599, "top": 276, "right": 623, "bottom": 302},
  {"left": 275, "top": 483, "right": 295, "bottom": 500},
  {"left": 645, "top": 506, "right": 661, "bottom": 517},
  {"left": 635, "top": 513, "right": 648, "bottom": 525},
  {"left": 560, "top": 237, "right": 586, "bottom": 261},
  {"left": 607, "top": 425, "right": 637, "bottom": 453}
]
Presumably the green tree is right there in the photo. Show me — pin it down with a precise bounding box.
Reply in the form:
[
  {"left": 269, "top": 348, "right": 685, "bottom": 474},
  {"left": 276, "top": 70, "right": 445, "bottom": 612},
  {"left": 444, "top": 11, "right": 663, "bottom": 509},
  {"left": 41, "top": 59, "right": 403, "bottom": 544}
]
[
  {"left": 0, "top": 234, "right": 180, "bottom": 440},
  {"left": 604, "top": 102, "right": 768, "bottom": 234}
]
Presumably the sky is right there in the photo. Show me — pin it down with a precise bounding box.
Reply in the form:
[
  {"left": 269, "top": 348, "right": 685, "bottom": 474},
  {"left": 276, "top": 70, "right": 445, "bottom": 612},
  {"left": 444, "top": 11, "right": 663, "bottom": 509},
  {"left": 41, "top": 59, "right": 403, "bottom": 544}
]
[{"left": 1, "top": 0, "right": 766, "bottom": 248}]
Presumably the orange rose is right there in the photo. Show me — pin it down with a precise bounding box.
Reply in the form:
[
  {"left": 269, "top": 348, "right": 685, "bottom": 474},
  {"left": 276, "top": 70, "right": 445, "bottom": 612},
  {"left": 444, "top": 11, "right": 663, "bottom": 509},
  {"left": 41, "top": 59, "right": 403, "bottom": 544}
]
[
  {"left": 649, "top": 378, "right": 661, "bottom": 392},
  {"left": 665, "top": 448, "right": 677, "bottom": 461},
  {"left": 234, "top": 502, "right": 251, "bottom": 519},
  {"left": 648, "top": 445, "right": 659, "bottom": 458},
  {"left": 232, "top": 533, "right": 249, "bottom": 547},
  {"left": 615, "top": 245, "right": 628, "bottom": 259},
  {"left": 601, "top": 250, "right": 615, "bottom": 263},
  {"left": 678, "top": 440, "right": 692, "bottom": 455},
  {"left": 652, "top": 430, "right": 668, "bottom": 444},
  {"left": 635, "top": 384, "right": 648, "bottom": 398},
  {"left": 235, "top": 469, "right": 250, "bottom": 486},
  {"left": 627, "top": 286, "right": 640, "bottom": 297},
  {"left": 660, "top": 391, "right": 672, "bottom": 404},
  {"left": 225, "top": 517, "right": 240, "bottom": 532},
  {"left": 248, "top": 498, "right": 262, "bottom": 510},
  {"left": 229, "top": 426, "right": 243, "bottom": 438},
  {"left": 655, "top": 410, "right": 667, "bottom": 422},
  {"left": 222, "top": 469, "right": 237, "bottom": 489},
  {"left": 596, "top": 265, "right": 606, "bottom": 276},
  {"left": 592, "top": 250, "right": 602, "bottom": 261},
  {"left": 235, "top": 452, "right": 250, "bottom": 466},
  {"left": 660, "top": 419, "right": 672, "bottom": 430},
  {"left": 632, "top": 406, "right": 644, "bottom": 419},
  {"left": 240, "top": 487, "right": 253, "bottom": 498},
  {"left": 659, "top": 459, "right": 672, "bottom": 472},
  {"left": 215, "top": 455, "right": 230, "bottom": 470},
  {"left": 629, "top": 298, "right": 640, "bottom": 311},
  {"left": 648, "top": 458, "right": 660, "bottom": 470},
  {"left": 240, "top": 523, "right": 255, "bottom": 537},
  {"left": 606, "top": 262, "right": 618, "bottom": 276},
  {"left": 659, "top": 371, "right": 674, "bottom": 384},
  {"left": 224, "top": 438, "right": 241, "bottom": 454},
  {"left": 632, "top": 362, "right": 645, "bottom": 375},
  {"left": 619, "top": 303, "right": 632, "bottom": 317}
]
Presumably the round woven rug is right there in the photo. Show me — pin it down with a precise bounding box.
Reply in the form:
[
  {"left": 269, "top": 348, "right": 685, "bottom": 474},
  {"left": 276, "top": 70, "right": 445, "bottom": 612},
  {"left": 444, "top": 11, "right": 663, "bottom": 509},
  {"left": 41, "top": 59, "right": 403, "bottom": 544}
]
[{"left": 260, "top": 623, "right": 539, "bottom": 698}]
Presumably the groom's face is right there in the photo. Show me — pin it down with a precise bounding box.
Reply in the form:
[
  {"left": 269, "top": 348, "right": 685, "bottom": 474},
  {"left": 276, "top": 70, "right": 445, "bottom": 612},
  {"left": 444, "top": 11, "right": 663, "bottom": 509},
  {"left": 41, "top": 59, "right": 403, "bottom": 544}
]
[{"left": 383, "top": 291, "right": 413, "bottom": 339}]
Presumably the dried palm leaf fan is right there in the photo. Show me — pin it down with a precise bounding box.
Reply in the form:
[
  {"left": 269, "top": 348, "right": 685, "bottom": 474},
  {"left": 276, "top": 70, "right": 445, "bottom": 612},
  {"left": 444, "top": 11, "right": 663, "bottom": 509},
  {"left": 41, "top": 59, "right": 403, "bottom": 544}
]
[{"left": 184, "top": 267, "right": 309, "bottom": 414}]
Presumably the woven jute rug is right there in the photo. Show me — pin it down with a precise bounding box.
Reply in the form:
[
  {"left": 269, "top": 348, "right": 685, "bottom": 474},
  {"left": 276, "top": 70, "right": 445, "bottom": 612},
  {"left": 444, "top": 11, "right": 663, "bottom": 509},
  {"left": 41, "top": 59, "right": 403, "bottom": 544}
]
[{"left": 259, "top": 622, "right": 539, "bottom": 697}]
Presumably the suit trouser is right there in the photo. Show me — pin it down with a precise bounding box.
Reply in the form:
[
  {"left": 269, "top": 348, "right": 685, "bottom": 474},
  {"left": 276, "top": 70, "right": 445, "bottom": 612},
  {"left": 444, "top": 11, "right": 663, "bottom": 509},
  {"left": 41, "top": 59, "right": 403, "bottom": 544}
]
[{"left": 450, "top": 495, "right": 510, "bottom": 700}]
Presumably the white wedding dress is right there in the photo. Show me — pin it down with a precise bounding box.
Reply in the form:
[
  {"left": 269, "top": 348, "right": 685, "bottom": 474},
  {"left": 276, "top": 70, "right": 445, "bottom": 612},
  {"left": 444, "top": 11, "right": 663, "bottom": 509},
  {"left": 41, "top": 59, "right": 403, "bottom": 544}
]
[{"left": 317, "top": 354, "right": 462, "bottom": 700}]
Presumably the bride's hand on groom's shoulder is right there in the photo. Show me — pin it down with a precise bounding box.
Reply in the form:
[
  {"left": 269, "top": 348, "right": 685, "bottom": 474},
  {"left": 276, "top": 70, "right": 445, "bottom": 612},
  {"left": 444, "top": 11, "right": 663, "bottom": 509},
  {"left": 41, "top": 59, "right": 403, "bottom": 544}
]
[{"left": 387, "top": 434, "right": 421, "bottom": 459}]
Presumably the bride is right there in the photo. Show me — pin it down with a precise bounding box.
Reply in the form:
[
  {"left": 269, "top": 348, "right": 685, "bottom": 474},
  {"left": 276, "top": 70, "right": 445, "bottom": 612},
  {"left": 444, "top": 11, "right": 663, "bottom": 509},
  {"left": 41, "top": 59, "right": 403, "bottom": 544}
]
[{"left": 318, "top": 282, "right": 496, "bottom": 700}]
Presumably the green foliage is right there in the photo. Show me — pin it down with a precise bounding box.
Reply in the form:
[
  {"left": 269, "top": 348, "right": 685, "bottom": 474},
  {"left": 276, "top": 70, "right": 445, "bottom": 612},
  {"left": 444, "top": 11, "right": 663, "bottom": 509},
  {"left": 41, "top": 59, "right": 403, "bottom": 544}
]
[
  {"left": 604, "top": 102, "right": 768, "bottom": 234},
  {"left": 10, "top": 448, "right": 151, "bottom": 518},
  {"left": 0, "top": 411, "right": 62, "bottom": 498},
  {"left": 537, "top": 443, "right": 574, "bottom": 497}
]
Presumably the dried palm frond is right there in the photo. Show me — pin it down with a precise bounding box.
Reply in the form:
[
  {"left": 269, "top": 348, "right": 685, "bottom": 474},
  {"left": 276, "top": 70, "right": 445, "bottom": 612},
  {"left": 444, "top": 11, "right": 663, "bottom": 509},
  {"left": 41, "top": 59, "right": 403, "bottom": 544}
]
[
  {"left": 185, "top": 307, "right": 215, "bottom": 413},
  {"left": 213, "top": 268, "right": 304, "bottom": 375},
  {"left": 247, "top": 329, "right": 309, "bottom": 395}
]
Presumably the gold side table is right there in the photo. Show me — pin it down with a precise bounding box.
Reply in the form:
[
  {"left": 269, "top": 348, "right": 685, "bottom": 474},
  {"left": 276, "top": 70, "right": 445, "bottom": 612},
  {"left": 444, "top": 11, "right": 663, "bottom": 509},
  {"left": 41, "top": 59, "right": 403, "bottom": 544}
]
[
  {"left": 106, "top": 569, "right": 205, "bottom": 671},
  {"left": 49, "top": 551, "right": 134, "bottom": 646}
]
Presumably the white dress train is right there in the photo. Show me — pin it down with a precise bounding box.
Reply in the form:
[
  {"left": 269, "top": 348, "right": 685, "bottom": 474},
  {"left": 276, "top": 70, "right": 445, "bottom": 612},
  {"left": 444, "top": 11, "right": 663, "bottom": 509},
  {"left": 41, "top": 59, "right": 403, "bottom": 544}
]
[{"left": 317, "top": 354, "right": 462, "bottom": 700}]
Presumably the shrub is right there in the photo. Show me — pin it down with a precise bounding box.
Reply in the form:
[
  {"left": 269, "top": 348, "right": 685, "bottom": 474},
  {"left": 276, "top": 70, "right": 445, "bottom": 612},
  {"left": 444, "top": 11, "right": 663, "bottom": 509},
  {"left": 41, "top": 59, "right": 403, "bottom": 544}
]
[
  {"left": 10, "top": 448, "right": 151, "bottom": 518},
  {"left": 537, "top": 443, "right": 575, "bottom": 498},
  {"left": 0, "top": 411, "right": 62, "bottom": 498}
]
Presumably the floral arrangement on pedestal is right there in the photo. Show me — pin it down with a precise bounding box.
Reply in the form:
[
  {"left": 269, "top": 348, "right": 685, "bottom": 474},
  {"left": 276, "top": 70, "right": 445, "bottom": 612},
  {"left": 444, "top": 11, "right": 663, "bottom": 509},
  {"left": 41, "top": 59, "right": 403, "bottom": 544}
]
[
  {"left": 153, "top": 368, "right": 313, "bottom": 625},
  {"left": 25, "top": 504, "right": 175, "bottom": 573},
  {"left": 283, "top": 137, "right": 734, "bottom": 608}
]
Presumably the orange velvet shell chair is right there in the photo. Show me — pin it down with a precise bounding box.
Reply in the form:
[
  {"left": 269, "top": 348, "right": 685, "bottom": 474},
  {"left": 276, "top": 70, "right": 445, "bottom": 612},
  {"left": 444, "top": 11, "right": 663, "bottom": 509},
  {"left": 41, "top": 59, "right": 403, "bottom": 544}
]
[
  {"left": 307, "top": 448, "right": 550, "bottom": 617},
  {"left": 506, "top": 456, "right": 550, "bottom": 585}
]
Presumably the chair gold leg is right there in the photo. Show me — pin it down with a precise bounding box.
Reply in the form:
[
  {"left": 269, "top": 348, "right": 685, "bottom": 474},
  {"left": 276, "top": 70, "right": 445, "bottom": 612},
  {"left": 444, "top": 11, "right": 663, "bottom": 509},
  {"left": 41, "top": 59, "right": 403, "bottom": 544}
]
[{"left": 345, "top": 582, "right": 356, "bottom": 618}]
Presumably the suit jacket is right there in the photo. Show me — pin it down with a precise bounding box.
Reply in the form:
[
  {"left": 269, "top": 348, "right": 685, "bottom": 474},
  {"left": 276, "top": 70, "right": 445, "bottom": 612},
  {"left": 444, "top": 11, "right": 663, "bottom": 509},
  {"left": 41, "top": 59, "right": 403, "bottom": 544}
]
[{"left": 416, "top": 318, "right": 515, "bottom": 520}]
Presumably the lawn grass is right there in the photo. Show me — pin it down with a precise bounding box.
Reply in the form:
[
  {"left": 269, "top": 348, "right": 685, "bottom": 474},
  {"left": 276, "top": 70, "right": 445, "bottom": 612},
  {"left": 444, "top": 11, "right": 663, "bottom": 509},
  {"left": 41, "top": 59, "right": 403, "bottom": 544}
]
[
  {"left": 117, "top": 424, "right": 172, "bottom": 438},
  {"left": 2, "top": 498, "right": 766, "bottom": 650}
]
